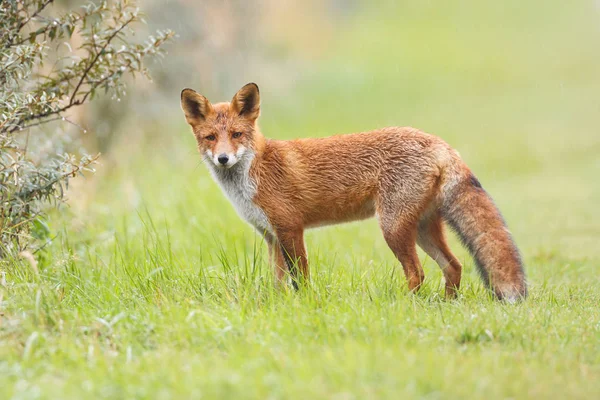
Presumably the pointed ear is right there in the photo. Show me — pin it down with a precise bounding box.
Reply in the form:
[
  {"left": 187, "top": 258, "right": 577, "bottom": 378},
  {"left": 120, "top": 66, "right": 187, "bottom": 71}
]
[
  {"left": 180, "top": 88, "right": 213, "bottom": 126},
  {"left": 231, "top": 83, "right": 260, "bottom": 121}
]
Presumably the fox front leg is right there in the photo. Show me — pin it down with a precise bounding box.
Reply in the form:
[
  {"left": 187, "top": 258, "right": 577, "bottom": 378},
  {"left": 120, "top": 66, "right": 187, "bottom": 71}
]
[{"left": 275, "top": 228, "right": 309, "bottom": 290}]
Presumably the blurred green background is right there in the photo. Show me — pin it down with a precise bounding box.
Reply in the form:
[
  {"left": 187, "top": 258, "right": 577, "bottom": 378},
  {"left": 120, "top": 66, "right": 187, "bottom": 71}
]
[{"left": 73, "top": 0, "right": 600, "bottom": 260}]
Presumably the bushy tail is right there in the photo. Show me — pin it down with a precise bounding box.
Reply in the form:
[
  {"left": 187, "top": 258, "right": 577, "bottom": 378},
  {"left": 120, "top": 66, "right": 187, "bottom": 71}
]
[{"left": 441, "top": 172, "right": 527, "bottom": 301}]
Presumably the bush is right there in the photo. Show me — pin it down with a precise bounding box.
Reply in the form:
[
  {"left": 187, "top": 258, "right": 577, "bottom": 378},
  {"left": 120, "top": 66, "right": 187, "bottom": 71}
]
[{"left": 0, "top": 0, "right": 173, "bottom": 257}]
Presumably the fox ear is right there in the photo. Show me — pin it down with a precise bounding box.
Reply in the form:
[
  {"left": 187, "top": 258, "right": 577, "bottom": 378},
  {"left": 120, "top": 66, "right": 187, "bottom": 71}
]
[
  {"left": 180, "top": 88, "right": 213, "bottom": 126},
  {"left": 231, "top": 83, "right": 260, "bottom": 121}
]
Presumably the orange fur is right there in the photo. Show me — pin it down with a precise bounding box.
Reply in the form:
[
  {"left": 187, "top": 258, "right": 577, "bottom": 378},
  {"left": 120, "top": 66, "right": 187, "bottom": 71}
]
[{"left": 180, "top": 83, "right": 527, "bottom": 300}]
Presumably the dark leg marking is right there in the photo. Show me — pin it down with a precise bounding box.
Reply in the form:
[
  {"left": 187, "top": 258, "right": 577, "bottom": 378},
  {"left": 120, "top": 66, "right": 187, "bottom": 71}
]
[{"left": 280, "top": 244, "right": 299, "bottom": 290}]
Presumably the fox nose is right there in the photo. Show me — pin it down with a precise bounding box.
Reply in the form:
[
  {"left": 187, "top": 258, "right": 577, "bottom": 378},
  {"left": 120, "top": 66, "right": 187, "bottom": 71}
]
[{"left": 217, "top": 154, "right": 229, "bottom": 165}]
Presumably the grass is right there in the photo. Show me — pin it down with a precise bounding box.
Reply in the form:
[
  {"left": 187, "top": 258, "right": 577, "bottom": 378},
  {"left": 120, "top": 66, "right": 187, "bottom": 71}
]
[{"left": 1, "top": 1, "right": 600, "bottom": 398}]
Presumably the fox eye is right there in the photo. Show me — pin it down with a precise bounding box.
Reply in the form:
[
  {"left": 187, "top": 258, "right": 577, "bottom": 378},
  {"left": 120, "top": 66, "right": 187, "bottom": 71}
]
[
  {"left": 232, "top": 131, "right": 242, "bottom": 139},
  {"left": 205, "top": 134, "right": 216, "bottom": 141}
]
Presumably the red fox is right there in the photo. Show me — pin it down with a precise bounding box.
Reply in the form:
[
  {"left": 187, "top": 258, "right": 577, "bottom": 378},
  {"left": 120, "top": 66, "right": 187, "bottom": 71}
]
[{"left": 180, "top": 83, "right": 527, "bottom": 301}]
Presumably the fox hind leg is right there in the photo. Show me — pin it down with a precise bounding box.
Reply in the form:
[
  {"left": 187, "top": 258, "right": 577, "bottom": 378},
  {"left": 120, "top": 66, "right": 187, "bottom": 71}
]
[
  {"left": 417, "top": 211, "right": 463, "bottom": 298},
  {"left": 378, "top": 201, "right": 426, "bottom": 292},
  {"left": 377, "top": 169, "right": 443, "bottom": 293}
]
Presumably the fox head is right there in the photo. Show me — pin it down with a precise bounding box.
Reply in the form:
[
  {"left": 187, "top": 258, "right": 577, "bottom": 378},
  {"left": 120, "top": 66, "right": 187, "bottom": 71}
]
[{"left": 180, "top": 83, "right": 261, "bottom": 169}]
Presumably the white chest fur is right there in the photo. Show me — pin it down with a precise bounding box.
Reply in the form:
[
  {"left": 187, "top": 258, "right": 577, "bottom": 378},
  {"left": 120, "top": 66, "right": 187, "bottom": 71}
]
[{"left": 207, "top": 153, "right": 272, "bottom": 235}]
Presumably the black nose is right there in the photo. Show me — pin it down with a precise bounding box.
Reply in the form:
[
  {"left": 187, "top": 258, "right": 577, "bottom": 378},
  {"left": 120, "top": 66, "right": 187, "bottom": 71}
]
[{"left": 217, "top": 154, "right": 229, "bottom": 165}]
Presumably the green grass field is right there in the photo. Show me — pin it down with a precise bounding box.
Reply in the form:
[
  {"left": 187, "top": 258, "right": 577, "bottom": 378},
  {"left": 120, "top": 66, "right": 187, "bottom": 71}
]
[{"left": 1, "top": 1, "right": 600, "bottom": 398}]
